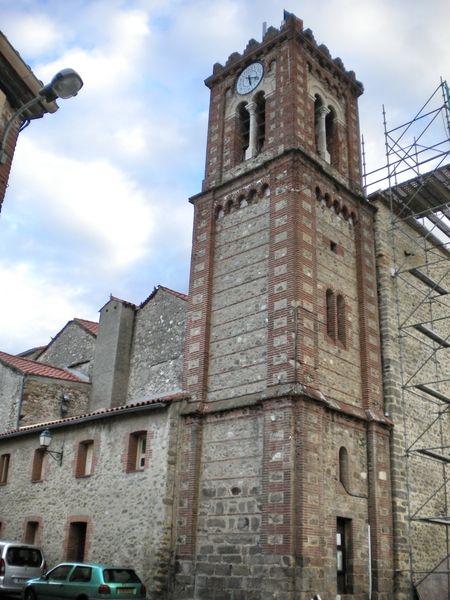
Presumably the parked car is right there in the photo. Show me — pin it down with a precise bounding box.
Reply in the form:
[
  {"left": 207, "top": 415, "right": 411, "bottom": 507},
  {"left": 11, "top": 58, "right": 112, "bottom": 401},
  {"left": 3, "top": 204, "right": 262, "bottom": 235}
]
[
  {"left": 0, "top": 541, "right": 46, "bottom": 597},
  {"left": 23, "top": 562, "right": 146, "bottom": 599}
]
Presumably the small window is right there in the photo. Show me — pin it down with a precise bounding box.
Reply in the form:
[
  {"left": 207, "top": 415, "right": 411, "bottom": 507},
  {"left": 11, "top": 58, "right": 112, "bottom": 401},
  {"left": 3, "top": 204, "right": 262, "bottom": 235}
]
[
  {"left": 24, "top": 521, "right": 39, "bottom": 544},
  {"left": 0, "top": 454, "right": 10, "bottom": 484},
  {"left": 338, "top": 447, "right": 349, "bottom": 490},
  {"left": 326, "top": 289, "right": 335, "bottom": 339},
  {"left": 337, "top": 294, "right": 346, "bottom": 346},
  {"left": 330, "top": 240, "right": 338, "bottom": 253},
  {"left": 31, "top": 449, "right": 45, "bottom": 482},
  {"left": 76, "top": 441, "right": 94, "bottom": 478},
  {"left": 127, "top": 431, "right": 148, "bottom": 472}
]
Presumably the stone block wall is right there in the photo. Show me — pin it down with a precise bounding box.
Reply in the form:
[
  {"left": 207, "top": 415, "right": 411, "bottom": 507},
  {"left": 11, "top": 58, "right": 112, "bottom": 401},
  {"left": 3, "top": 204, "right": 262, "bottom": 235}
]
[
  {"left": 20, "top": 377, "right": 90, "bottom": 427},
  {"left": 374, "top": 200, "right": 450, "bottom": 597},
  {"left": 127, "top": 289, "right": 187, "bottom": 402},
  {"left": 0, "top": 405, "right": 178, "bottom": 598},
  {"left": 208, "top": 193, "right": 270, "bottom": 402},
  {"left": 38, "top": 321, "right": 96, "bottom": 379}
]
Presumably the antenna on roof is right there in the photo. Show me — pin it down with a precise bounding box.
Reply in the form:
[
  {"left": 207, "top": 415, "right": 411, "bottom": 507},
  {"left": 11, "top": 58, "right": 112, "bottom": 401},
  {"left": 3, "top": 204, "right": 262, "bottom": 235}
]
[{"left": 262, "top": 21, "right": 267, "bottom": 40}]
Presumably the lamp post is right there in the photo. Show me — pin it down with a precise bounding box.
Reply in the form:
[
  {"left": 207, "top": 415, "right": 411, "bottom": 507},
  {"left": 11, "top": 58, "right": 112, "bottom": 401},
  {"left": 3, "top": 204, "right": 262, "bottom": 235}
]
[
  {"left": 39, "top": 429, "right": 64, "bottom": 465},
  {"left": 0, "top": 68, "right": 83, "bottom": 164}
]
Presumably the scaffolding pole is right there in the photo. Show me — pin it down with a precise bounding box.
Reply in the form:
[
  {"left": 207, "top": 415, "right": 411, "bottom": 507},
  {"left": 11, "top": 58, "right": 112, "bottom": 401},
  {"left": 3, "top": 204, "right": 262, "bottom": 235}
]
[{"left": 364, "top": 80, "right": 450, "bottom": 600}]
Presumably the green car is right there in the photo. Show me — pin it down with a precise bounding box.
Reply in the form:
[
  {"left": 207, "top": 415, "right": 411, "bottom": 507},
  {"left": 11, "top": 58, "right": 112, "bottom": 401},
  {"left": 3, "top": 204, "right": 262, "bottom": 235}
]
[{"left": 23, "top": 562, "right": 146, "bottom": 599}]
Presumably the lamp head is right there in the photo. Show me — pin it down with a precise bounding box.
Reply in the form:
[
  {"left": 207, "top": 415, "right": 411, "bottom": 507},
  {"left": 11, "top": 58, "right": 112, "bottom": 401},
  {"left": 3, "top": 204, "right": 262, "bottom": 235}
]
[
  {"left": 39, "top": 429, "right": 52, "bottom": 448},
  {"left": 39, "top": 68, "right": 83, "bottom": 102}
]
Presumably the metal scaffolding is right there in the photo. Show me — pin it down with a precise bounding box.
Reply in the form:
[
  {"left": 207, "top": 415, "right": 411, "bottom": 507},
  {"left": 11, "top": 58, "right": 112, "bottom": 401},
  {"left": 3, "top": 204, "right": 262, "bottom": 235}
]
[{"left": 364, "top": 81, "right": 450, "bottom": 599}]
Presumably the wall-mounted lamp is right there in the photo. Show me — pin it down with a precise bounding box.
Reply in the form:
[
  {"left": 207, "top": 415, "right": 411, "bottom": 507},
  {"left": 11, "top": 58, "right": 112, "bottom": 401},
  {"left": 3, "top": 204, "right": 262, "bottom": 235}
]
[
  {"left": 0, "top": 67, "right": 83, "bottom": 164},
  {"left": 39, "top": 429, "right": 63, "bottom": 465}
]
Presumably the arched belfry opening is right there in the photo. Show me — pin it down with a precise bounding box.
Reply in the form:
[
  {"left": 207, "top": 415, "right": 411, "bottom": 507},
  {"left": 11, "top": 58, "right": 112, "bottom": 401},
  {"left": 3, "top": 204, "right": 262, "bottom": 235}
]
[
  {"left": 254, "top": 91, "right": 266, "bottom": 153},
  {"left": 314, "top": 94, "right": 338, "bottom": 165},
  {"left": 238, "top": 101, "right": 250, "bottom": 161}
]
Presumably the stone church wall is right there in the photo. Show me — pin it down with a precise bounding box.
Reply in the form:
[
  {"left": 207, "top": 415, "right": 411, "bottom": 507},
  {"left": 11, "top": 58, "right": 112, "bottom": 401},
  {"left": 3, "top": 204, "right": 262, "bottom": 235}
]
[
  {"left": 207, "top": 194, "right": 270, "bottom": 402},
  {"left": 38, "top": 321, "right": 96, "bottom": 379},
  {"left": 375, "top": 200, "right": 450, "bottom": 592},
  {"left": 0, "top": 364, "right": 22, "bottom": 431},
  {"left": 127, "top": 290, "right": 187, "bottom": 402}
]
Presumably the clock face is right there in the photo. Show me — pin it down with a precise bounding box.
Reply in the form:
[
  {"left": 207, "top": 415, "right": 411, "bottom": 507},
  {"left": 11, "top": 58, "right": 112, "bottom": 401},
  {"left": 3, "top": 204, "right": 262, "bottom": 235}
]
[{"left": 236, "top": 62, "right": 264, "bottom": 95}]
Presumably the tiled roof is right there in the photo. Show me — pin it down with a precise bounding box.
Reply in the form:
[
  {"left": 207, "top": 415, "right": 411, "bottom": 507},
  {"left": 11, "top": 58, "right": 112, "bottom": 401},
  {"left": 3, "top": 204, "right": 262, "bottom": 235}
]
[
  {"left": 0, "top": 392, "right": 188, "bottom": 439},
  {"left": 74, "top": 318, "right": 99, "bottom": 336},
  {"left": 140, "top": 285, "right": 188, "bottom": 308},
  {"left": 0, "top": 351, "right": 84, "bottom": 382}
]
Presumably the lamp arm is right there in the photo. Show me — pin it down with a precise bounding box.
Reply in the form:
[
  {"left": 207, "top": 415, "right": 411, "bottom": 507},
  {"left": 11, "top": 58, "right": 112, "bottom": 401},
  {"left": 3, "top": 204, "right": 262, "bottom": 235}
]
[{"left": 0, "top": 95, "right": 42, "bottom": 164}]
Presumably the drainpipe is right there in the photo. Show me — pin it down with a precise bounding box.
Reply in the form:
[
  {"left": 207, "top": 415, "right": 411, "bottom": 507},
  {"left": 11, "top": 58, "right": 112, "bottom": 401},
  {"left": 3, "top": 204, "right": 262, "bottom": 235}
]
[
  {"left": 16, "top": 376, "right": 25, "bottom": 428},
  {"left": 368, "top": 524, "right": 372, "bottom": 600}
]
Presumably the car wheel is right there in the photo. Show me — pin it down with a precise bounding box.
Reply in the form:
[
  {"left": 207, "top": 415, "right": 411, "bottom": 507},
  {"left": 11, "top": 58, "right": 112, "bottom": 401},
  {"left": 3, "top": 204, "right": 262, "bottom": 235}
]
[{"left": 24, "top": 589, "right": 37, "bottom": 600}]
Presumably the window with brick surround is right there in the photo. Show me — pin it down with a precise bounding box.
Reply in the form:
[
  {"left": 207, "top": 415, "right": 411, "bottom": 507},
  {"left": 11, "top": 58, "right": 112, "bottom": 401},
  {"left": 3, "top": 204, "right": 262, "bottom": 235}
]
[
  {"left": 326, "top": 289, "right": 335, "bottom": 339},
  {"left": 126, "top": 431, "right": 147, "bottom": 472},
  {"left": 75, "top": 440, "right": 94, "bottom": 477},
  {"left": 337, "top": 294, "right": 346, "bottom": 346},
  {"left": 24, "top": 520, "right": 39, "bottom": 544},
  {"left": 326, "top": 289, "right": 347, "bottom": 347},
  {"left": 0, "top": 454, "right": 10, "bottom": 484},
  {"left": 338, "top": 446, "right": 349, "bottom": 490},
  {"left": 31, "top": 449, "right": 45, "bottom": 482}
]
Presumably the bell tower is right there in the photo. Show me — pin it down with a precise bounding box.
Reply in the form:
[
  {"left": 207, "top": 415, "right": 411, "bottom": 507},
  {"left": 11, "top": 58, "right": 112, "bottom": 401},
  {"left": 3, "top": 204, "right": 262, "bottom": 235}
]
[{"left": 175, "top": 12, "right": 394, "bottom": 600}]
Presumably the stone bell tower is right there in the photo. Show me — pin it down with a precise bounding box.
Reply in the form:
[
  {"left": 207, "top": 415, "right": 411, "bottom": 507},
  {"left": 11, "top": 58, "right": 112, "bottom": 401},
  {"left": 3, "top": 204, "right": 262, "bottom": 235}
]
[{"left": 174, "top": 12, "right": 394, "bottom": 600}]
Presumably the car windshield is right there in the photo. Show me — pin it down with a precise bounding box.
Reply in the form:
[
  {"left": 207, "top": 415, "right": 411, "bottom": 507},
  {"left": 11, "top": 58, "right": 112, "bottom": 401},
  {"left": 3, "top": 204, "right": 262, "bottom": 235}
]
[
  {"left": 103, "top": 569, "right": 140, "bottom": 583},
  {"left": 6, "top": 547, "right": 42, "bottom": 567}
]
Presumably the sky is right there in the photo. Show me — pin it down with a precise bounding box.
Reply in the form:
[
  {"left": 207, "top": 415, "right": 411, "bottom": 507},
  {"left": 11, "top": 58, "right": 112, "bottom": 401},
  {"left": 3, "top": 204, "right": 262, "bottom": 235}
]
[{"left": 0, "top": 0, "right": 449, "bottom": 354}]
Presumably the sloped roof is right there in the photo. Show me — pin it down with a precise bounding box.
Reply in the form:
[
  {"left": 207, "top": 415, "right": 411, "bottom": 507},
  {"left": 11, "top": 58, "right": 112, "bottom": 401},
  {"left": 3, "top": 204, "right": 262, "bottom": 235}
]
[
  {"left": 0, "top": 392, "right": 188, "bottom": 439},
  {"left": 0, "top": 351, "right": 84, "bottom": 382},
  {"left": 140, "top": 285, "right": 188, "bottom": 309},
  {"left": 73, "top": 318, "right": 99, "bottom": 336}
]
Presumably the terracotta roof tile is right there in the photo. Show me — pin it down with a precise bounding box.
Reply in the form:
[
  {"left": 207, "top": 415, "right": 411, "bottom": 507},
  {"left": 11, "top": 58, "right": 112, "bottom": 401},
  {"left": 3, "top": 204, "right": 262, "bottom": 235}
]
[
  {"left": 0, "top": 351, "right": 84, "bottom": 382},
  {"left": 74, "top": 318, "right": 99, "bottom": 336},
  {"left": 0, "top": 392, "right": 188, "bottom": 439}
]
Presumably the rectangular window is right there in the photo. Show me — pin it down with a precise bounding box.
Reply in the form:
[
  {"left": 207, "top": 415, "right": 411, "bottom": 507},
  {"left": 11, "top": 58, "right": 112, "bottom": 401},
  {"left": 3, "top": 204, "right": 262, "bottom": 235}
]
[
  {"left": 24, "top": 521, "right": 39, "bottom": 545},
  {"left": 336, "top": 517, "right": 352, "bottom": 594},
  {"left": 0, "top": 454, "right": 10, "bottom": 484},
  {"left": 76, "top": 441, "right": 94, "bottom": 477},
  {"left": 126, "top": 431, "right": 148, "bottom": 472},
  {"left": 31, "top": 449, "right": 45, "bottom": 482}
]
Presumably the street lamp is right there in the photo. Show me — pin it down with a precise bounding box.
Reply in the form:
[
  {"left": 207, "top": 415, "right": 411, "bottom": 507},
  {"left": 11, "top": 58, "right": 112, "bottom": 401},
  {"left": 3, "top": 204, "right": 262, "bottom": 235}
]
[
  {"left": 39, "top": 429, "right": 64, "bottom": 465},
  {"left": 0, "top": 67, "right": 83, "bottom": 164}
]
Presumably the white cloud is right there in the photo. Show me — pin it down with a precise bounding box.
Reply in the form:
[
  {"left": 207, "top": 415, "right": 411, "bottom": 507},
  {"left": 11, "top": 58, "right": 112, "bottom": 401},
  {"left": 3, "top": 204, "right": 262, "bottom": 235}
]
[
  {"left": 1, "top": 12, "right": 65, "bottom": 57},
  {"left": 13, "top": 138, "right": 155, "bottom": 270},
  {"left": 0, "top": 261, "right": 96, "bottom": 354}
]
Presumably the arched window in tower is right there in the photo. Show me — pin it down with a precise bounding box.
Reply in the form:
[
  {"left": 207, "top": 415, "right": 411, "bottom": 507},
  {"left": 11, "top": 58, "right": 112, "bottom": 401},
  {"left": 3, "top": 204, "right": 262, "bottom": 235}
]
[
  {"left": 326, "top": 106, "right": 337, "bottom": 166},
  {"left": 326, "top": 288, "right": 335, "bottom": 339},
  {"left": 255, "top": 91, "right": 266, "bottom": 153},
  {"left": 337, "top": 294, "right": 346, "bottom": 346},
  {"left": 338, "top": 446, "right": 349, "bottom": 489},
  {"left": 238, "top": 102, "right": 250, "bottom": 161},
  {"left": 314, "top": 94, "right": 333, "bottom": 164}
]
